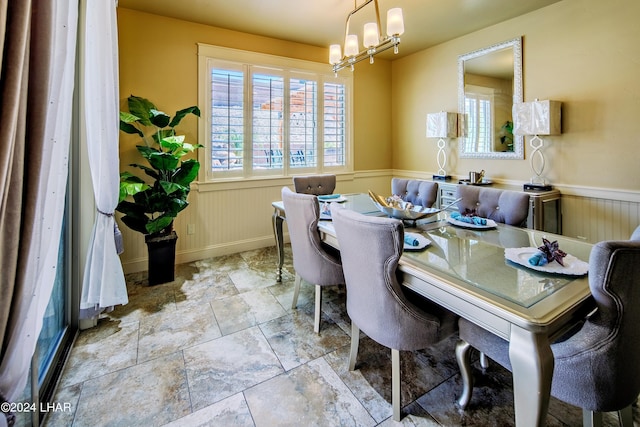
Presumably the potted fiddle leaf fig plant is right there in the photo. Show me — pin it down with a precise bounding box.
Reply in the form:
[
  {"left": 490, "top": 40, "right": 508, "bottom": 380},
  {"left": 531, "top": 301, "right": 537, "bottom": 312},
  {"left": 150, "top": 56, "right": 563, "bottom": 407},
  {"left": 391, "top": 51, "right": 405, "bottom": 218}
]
[{"left": 117, "top": 95, "right": 202, "bottom": 285}]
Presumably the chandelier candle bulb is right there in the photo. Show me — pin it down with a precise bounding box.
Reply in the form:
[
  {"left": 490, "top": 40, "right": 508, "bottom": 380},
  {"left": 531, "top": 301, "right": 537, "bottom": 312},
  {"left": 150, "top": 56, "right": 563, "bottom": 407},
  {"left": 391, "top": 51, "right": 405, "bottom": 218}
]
[
  {"left": 344, "top": 34, "right": 359, "bottom": 57},
  {"left": 363, "top": 22, "right": 379, "bottom": 48},
  {"left": 329, "top": 44, "right": 342, "bottom": 64},
  {"left": 386, "top": 8, "right": 404, "bottom": 36}
]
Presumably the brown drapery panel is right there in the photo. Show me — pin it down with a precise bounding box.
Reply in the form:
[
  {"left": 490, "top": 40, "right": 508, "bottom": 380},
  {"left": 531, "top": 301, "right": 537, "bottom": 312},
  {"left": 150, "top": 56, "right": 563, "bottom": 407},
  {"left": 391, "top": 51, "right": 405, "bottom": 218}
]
[{"left": 0, "top": 0, "right": 53, "bottom": 416}]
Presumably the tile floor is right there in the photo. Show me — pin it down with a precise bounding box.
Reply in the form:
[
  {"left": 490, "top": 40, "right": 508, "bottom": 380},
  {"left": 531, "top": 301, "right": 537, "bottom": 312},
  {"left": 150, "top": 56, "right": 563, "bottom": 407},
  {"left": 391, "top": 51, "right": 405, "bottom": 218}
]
[{"left": 43, "top": 245, "right": 637, "bottom": 426}]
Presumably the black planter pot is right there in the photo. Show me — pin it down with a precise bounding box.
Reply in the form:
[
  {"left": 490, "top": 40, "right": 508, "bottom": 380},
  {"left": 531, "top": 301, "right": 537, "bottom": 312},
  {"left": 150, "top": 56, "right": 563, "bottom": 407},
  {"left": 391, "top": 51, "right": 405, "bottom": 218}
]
[{"left": 145, "top": 231, "right": 178, "bottom": 285}]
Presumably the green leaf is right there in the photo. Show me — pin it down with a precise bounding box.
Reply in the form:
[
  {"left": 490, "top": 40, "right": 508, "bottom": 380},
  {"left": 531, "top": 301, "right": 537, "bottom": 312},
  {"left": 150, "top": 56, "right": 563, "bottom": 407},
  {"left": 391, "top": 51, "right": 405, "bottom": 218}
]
[
  {"left": 173, "top": 160, "right": 200, "bottom": 186},
  {"left": 150, "top": 109, "right": 171, "bottom": 128},
  {"left": 148, "top": 152, "right": 179, "bottom": 171},
  {"left": 159, "top": 180, "right": 186, "bottom": 195},
  {"left": 146, "top": 215, "right": 174, "bottom": 235},
  {"left": 120, "top": 121, "right": 143, "bottom": 136},
  {"left": 120, "top": 111, "right": 141, "bottom": 124},
  {"left": 136, "top": 145, "right": 158, "bottom": 159},
  {"left": 120, "top": 215, "right": 150, "bottom": 235},
  {"left": 127, "top": 95, "right": 156, "bottom": 126},
  {"left": 169, "top": 106, "right": 200, "bottom": 128},
  {"left": 160, "top": 135, "right": 185, "bottom": 153}
]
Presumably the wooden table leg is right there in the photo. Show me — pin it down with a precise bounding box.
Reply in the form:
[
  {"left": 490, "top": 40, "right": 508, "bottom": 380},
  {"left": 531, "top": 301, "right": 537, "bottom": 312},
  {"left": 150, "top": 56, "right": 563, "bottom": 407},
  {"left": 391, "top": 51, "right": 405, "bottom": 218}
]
[{"left": 272, "top": 209, "right": 284, "bottom": 282}]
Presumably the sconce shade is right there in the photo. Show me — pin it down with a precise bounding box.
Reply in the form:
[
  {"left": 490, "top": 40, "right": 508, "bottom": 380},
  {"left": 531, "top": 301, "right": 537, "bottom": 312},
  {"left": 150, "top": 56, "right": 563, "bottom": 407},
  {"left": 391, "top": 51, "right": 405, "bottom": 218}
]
[
  {"left": 513, "top": 100, "right": 562, "bottom": 136},
  {"left": 426, "top": 112, "right": 459, "bottom": 138}
]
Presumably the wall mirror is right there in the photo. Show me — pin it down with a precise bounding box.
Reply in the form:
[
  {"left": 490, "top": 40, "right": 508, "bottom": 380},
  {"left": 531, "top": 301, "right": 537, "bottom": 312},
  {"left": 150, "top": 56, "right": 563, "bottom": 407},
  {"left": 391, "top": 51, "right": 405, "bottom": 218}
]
[{"left": 458, "top": 37, "right": 523, "bottom": 159}]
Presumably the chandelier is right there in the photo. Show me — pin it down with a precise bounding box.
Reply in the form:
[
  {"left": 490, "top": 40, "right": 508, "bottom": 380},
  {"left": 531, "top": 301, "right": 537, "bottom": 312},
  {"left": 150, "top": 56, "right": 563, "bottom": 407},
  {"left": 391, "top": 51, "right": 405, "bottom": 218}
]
[{"left": 329, "top": 0, "right": 404, "bottom": 73}]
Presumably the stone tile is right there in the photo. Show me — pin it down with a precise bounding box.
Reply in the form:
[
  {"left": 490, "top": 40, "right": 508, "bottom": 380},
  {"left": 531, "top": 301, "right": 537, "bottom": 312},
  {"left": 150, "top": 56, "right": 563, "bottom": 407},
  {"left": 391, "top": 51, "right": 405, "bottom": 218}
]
[
  {"left": 59, "top": 318, "right": 139, "bottom": 388},
  {"left": 183, "top": 326, "right": 284, "bottom": 411},
  {"left": 42, "top": 383, "right": 82, "bottom": 427},
  {"left": 137, "top": 303, "right": 222, "bottom": 363},
  {"left": 210, "top": 288, "right": 287, "bottom": 335},
  {"left": 73, "top": 352, "right": 190, "bottom": 427},
  {"left": 266, "top": 275, "right": 314, "bottom": 313},
  {"left": 259, "top": 309, "right": 350, "bottom": 371},
  {"left": 107, "top": 280, "right": 177, "bottom": 323},
  {"left": 229, "top": 267, "right": 278, "bottom": 293},
  {"left": 174, "top": 274, "right": 238, "bottom": 307},
  {"left": 244, "top": 357, "right": 376, "bottom": 427},
  {"left": 162, "top": 393, "right": 254, "bottom": 427}
]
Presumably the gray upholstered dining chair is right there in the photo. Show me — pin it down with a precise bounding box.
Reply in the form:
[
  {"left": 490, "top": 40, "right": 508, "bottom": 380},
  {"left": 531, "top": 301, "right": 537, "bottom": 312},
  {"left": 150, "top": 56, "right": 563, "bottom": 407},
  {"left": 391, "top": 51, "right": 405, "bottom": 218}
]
[
  {"left": 330, "top": 204, "right": 457, "bottom": 421},
  {"left": 630, "top": 224, "right": 640, "bottom": 241},
  {"left": 391, "top": 178, "right": 439, "bottom": 208},
  {"left": 455, "top": 185, "right": 530, "bottom": 227},
  {"left": 281, "top": 187, "right": 344, "bottom": 333},
  {"left": 455, "top": 238, "right": 640, "bottom": 427},
  {"left": 293, "top": 174, "right": 336, "bottom": 196}
]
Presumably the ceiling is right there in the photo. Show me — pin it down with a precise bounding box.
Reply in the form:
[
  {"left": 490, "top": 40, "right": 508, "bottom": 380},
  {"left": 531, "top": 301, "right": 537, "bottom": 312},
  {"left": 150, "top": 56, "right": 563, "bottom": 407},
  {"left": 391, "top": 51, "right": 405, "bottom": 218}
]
[{"left": 118, "top": 0, "right": 561, "bottom": 59}]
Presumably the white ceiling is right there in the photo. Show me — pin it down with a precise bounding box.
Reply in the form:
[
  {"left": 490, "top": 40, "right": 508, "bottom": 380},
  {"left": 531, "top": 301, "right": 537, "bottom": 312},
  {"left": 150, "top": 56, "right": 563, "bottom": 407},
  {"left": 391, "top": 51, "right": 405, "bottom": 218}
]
[{"left": 118, "top": 0, "right": 561, "bottom": 59}]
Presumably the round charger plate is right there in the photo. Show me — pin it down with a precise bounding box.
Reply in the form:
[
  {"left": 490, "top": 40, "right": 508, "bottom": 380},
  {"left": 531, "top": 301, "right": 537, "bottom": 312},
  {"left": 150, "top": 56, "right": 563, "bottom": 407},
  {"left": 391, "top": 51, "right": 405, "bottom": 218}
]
[
  {"left": 504, "top": 247, "right": 589, "bottom": 276},
  {"left": 404, "top": 233, "right": 431, "bottom": 251}
]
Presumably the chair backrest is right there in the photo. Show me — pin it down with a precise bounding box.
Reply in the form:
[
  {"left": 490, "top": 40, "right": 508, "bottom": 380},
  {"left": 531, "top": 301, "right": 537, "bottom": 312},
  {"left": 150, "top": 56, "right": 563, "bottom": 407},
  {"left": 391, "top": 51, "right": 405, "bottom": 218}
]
[
  {"left": 293, "top": 175, "right": 336, "bottom": 195},
  {"left": 630, "top": 224, "right": 640, "bottom": 241},
  {"left": 550, "top": 239, "right": 640, "bottom": 411},
  {"left": 391, "top": 178, "right": 438, "bottom": 208},
  {"left": 330, "top": 204, "right": 454, "bottom": 350},
  {"left": 281, "top": 187, "right": 343, "bottom": 286},
  {"left": 455, "top": 185, "right": 529, "bottom": 226}
]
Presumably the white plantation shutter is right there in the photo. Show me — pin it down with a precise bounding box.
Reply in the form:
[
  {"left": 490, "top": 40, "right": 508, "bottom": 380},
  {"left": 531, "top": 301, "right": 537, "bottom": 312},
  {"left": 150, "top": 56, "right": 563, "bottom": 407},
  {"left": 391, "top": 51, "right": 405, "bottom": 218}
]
[{"left": 199, "top": 44, "right": 352, "bottom": 180}]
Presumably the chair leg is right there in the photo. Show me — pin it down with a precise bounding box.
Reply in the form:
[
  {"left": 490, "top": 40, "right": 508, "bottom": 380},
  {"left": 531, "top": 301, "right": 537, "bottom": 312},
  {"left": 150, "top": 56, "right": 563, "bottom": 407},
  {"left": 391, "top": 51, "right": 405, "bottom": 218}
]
[
  {"left": 479, "top": 352, "right": 490, "bottom": 370},
  {"left": 291, "top": 273, "right": 301, "bottom": 309},
  {"left": 314, "top": 284, "right": 322, "bottom": 334},
  {"left": 392, "top": 348, "right": 402, "bottom": 422},
  {"left": 455, "top": 339, "right": 474, "bottom": 409},
  {"left": 582, "top": 409, "right": 603, "bottom": 427},
  {"left": 348, "top": 323, "right": 360, "bottom": 371},
  {"left": 618, "top": 405, "right": 633, "bottom": 427}
]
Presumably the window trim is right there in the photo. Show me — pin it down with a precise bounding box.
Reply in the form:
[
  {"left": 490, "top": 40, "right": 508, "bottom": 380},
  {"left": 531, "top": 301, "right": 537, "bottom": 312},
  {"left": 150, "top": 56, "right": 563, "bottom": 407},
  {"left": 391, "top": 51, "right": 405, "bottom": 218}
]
[{"left": 197, "top": 43, "right": 353, "bottom": 183}]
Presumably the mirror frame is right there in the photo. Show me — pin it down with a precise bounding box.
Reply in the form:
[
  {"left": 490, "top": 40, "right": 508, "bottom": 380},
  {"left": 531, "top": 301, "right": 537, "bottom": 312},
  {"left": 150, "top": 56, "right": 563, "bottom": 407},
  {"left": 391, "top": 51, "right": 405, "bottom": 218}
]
[{"left": 458, "top": 36, "right": 523, "bottom": 159}]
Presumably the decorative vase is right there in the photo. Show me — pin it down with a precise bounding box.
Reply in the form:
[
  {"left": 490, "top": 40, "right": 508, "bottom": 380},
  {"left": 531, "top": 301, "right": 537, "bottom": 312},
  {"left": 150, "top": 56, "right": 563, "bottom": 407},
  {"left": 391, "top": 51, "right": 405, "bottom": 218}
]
[{"left": 145, "top": 231, "right": 178, "bottom": 285}]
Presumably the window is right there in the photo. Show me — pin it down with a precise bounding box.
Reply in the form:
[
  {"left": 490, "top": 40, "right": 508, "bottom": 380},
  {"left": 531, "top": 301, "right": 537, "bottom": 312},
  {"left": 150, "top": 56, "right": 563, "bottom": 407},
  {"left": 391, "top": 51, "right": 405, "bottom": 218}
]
[
  {"left": 464, "top": 93, "right": 493, "bottom": 153},
  {"left": 198, "top": 44, "right": 353, "bottom": 181}
]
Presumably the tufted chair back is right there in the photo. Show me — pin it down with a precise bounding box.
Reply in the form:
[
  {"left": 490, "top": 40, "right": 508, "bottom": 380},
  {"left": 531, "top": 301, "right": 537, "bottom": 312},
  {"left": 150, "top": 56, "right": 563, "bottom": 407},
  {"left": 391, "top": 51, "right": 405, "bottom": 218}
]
[
  {"left": 455, "top": 185, "right": 529, "bottom": 226},
  {"left": 293, "top": 175, "right": 336, "bottom": 196},
  {"left": 391, "top": 178, "right": 438, "bottom": 208},
  {"left": 281, "top": 187, "right": 344, "bottom": 333},
  {"left": 331, "top": 203, "right": 457, "bottom": 421}
]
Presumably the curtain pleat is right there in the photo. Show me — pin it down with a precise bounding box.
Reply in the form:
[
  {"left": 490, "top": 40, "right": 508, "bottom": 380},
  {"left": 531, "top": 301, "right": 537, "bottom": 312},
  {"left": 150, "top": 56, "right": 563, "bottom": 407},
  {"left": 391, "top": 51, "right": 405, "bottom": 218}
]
[{"left": 0, "top": 2, "right": 77, "bottom": 424}]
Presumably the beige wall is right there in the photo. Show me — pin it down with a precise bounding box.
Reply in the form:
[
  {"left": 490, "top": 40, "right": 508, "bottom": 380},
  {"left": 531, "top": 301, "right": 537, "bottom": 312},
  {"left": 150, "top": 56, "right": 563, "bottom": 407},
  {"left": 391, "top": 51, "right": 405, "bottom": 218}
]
[
  {"left": 392, "top": 0, "right": 640, "bottom": 193},
  {"left": 117, "top": 8, "right": 392, "bottom": 271}
]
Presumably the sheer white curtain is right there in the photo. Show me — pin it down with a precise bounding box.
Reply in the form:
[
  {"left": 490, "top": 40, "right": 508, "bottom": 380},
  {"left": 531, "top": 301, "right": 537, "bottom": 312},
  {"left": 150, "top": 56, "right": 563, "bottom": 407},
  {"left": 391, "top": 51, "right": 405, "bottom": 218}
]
[
  {"left": 0, "top": 0, "right": 77, "bottom": 415},
  {"left": 79, "top": 0, "right": 128, "bottom": 319}
]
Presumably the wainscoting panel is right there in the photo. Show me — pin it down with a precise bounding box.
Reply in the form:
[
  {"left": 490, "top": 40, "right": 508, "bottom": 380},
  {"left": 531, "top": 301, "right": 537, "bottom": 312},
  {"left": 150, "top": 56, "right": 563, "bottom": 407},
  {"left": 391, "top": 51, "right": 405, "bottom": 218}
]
[{"left": 561, "top": 194, "right": 640, "bottom": 243}]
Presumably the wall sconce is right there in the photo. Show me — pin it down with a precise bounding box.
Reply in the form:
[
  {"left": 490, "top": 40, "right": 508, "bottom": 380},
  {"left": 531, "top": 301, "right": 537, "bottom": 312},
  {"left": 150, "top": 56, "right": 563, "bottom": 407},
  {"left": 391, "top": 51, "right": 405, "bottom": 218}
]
[
  {"left": 513, "top": 99, "right": 562, "bottom": 191},
  {"left": 426, "top": 112, "right": 461, "bottom": 181},
  {"left": 329, "top": 0, "right": 404, "bottom": 74}
]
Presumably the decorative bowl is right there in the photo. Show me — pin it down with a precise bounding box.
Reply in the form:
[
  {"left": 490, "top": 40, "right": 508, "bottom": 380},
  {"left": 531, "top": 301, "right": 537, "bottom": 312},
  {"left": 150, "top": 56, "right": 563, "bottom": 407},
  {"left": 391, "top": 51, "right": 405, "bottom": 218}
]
[{"left": 369, "top": 194, "right": 441, "bottom": 221}]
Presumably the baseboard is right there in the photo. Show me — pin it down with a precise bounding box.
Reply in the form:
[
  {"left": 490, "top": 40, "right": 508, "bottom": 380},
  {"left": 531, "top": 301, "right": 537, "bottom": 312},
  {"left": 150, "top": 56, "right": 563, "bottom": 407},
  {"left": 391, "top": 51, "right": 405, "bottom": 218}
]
[{"left": 121, "top": 235, "right": 284, "bottom": 274}]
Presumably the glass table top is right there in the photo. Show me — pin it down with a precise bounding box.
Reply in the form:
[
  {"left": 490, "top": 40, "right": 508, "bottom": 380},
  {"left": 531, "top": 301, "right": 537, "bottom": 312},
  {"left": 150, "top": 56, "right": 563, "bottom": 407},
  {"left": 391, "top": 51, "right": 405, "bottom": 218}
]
[{"left": 401, "top": 222, "right": 593, "bottom": 308}]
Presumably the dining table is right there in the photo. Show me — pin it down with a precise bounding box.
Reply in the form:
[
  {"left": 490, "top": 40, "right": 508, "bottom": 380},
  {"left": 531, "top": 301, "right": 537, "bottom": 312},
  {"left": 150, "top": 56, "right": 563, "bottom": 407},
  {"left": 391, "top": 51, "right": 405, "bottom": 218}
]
[{"left": 271, "top": 192, "right": 595, "bottom": 426}]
